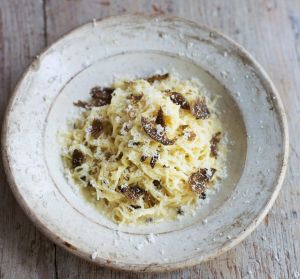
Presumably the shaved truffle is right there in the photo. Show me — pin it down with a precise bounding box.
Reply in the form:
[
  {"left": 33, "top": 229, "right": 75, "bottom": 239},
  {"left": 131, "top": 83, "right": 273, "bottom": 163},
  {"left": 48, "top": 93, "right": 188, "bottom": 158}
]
[
  {"left": 90, "top": 86, "right": 114, "bottom": 107},
  {"left": 191, "top": 98, "right": 210, "bottom": 119},
  {"left": 177, "top": 208, "right": 184, "bottom": 215},
  {"left": 73, "top": 100, "right": 89, "bottom": 108},
  {"left": 119, "top": 185, "right": 145, "bottom": 201},
  {"left": 170, "top": 92, "right": 190, "bottom": 110},
  {"left": 74, "top": 87, "right": 114, "bottom": 109},
  {"left": 116, "top": 152, "right": 123, "bottom": 161},
  {"left": 150, "top": 153, "right": 159, "bottom": 168},
  {"left": 146, "top": 73, "right": 169, "bottom": 83},
  {"left": 141, "top": 117, "right": 175, "bottom": 145},
  {"left": 155, "top": 107, "right": 166, "bottom": 127},
  {"left": 140, "top": 155, "right": 148, "bottom": 162},
  {"left": 200, "top": 192, "right": 207, "bottom": 200},
  {"left": 141, "top": 109, "right": 176, "bottom": 145},
  {"left": 104, "top": 152, "right": 112, "bottom": 160},
  {"left": 90, "top": 119, "right": 103, "bottom": 139},
  {"left": 72, "top": 149, "right": 84, "bottom": 168},
  {"left": 126, "top": 186, "right": 144, "bottom": 200},
  {"left": 153, "top": 180, "right": 162, "bottom": 189},
  {"left": 188, "top": 168, "right": 216, "bottom": 194},
  {"left": 210, "top": 132, "right": 222, "bottom": 158},
  {"left": 127, "top": 93, "right": 143, "bottom": 103}
]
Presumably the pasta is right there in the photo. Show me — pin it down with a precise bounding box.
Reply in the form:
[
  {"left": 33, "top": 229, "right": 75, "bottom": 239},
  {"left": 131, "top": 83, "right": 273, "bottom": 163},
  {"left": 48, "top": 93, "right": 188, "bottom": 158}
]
[{"left": 61, "top": 73, "right": 226, "bottom": 224}]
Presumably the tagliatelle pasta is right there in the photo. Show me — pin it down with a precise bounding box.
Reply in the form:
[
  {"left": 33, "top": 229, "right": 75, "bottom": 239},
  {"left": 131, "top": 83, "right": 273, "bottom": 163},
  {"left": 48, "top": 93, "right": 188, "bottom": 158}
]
[{"left": 61, "top": 74, "right": 227, "bottom": 224}]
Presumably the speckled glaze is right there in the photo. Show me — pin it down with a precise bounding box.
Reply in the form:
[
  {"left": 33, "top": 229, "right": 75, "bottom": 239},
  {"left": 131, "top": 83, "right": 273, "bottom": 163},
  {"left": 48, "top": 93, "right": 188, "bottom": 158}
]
[{"left": 2, "top": 15, "right": 288, "bottom": 272}]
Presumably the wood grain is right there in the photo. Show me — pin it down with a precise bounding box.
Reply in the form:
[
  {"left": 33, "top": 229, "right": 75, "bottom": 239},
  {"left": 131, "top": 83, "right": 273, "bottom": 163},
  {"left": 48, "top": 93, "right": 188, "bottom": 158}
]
[
  {"left": 0, "top": 1, "right": 56, "bottom": 279},
  {"left": 0, "top": 0, "right": 299, "bottom": 278}
]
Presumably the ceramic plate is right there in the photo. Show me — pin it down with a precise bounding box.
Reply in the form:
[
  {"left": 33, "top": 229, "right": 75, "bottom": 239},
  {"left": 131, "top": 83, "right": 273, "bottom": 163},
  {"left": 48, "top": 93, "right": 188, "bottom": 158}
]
[{"left": 2, "top": 15, "right": 288, "bottom": 272}]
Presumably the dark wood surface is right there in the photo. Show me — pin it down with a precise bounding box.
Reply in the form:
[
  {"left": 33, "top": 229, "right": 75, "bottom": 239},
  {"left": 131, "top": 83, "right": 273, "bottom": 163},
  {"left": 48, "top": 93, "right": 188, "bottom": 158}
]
[{"left": 0, "top": 1, "right": 299, "bottom": 278}]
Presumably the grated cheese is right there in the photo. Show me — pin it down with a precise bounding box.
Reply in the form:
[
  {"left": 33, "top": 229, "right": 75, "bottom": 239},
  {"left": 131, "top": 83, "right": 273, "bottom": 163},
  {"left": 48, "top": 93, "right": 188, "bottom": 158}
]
[{"left": 61, "top": 74, "right": 227, "bottom": 224}]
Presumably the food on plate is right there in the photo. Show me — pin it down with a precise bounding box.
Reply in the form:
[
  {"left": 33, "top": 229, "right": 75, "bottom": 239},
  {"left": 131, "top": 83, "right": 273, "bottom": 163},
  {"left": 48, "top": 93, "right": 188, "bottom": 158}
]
[{"left": 61, "top": 73, "right": 227, "bottom": 224}]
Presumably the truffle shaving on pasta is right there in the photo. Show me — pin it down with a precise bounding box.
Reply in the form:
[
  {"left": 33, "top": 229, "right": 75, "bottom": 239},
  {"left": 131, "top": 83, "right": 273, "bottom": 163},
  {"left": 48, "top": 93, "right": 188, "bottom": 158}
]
[{"left": 61, "top": 73, "right": 227, "bottom": 224}]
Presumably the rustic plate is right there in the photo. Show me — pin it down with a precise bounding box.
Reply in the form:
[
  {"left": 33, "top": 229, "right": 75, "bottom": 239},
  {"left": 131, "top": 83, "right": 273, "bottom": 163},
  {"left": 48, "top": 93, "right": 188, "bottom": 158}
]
[{"left": 2, "top": 15, "right": 288, "bottom": 272}]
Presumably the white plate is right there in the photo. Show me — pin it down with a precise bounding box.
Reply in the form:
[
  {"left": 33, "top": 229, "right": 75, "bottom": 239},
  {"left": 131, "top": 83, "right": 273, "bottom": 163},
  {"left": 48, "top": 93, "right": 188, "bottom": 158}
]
[{"left": 2, "top": 15, "right": 288, "bottom": 272}]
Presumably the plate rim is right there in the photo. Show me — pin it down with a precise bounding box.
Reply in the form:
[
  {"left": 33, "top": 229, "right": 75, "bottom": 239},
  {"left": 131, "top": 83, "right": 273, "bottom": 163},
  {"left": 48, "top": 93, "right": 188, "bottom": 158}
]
[{"left": 1, "top": 14, "right": 289, "bottom": 272}]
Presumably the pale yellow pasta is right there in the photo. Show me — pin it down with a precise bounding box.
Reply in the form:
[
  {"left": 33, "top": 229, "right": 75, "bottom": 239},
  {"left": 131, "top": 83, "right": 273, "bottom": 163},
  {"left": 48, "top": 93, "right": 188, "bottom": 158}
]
[{"left": 61, "top": 74, "right": 226, "bottom": 224}]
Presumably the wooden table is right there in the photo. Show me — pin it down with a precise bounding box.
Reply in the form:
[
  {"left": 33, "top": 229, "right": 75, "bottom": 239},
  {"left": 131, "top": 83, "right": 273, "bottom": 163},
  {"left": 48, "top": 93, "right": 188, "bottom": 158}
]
[{"left": 0, "top": 1, "right": 299, "bottom": 278}]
